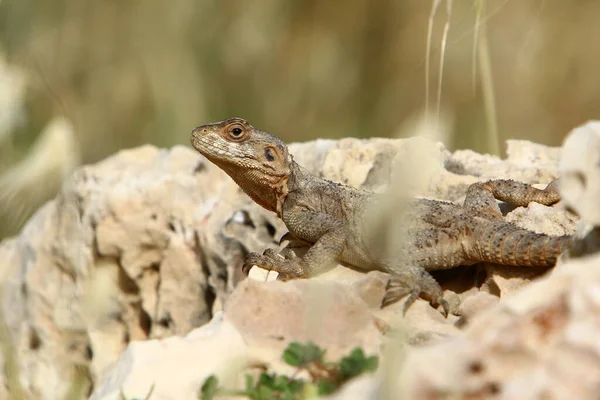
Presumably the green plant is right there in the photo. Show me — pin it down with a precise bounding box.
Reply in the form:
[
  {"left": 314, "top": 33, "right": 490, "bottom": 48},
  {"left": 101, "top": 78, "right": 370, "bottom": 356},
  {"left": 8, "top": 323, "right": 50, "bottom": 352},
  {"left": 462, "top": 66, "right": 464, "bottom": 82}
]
[
  {"left": 120, "top": 383, "right": 155, "bottom": 400},
  {"left": 200, "top": 341, "right": 379, "bottom": 400}
]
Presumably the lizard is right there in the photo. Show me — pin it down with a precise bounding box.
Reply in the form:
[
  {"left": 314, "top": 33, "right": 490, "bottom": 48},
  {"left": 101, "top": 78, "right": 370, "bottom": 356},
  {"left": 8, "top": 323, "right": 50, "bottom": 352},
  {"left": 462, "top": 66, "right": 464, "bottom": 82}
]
[{"left": 190, "top": 117, "right": 573, "bottom": 315}]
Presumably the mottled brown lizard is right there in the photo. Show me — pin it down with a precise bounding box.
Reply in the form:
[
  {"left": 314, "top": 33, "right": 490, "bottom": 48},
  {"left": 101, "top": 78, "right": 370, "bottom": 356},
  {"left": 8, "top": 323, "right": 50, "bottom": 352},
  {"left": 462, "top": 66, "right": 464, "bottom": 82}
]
[{"left": 191, "top": 118, "right": 573, "bottom": 315}]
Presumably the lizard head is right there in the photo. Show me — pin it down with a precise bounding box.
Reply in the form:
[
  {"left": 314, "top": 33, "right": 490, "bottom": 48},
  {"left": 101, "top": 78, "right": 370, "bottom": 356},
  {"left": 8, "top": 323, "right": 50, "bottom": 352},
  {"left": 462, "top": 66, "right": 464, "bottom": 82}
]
[{"left": 191, "top": 117, "right": 291, "bottom": 214}]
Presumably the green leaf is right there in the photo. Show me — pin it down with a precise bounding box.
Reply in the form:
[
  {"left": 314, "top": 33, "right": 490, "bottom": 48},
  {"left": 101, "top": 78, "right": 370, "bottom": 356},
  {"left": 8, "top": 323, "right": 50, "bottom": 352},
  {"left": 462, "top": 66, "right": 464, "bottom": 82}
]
[
  {"left": 258, "top": 372, "right": 276, "bottom": 388},
  {"left": 339, "top": 348, "right": 378, "bottom": 380},
  {"left": 364, "top": 355, "right": 379, "bottom": 372},
  {"left": 339, "top": 348, "right": 365, "bottom": 380},
  {"left": 255, "top": 372, "right": 304, "bottom": 398},
  {"left": 282, "top": 342, "right": 305, "bottom": 367},
  {"left": 317, "top": 381, "right": 338, "bottom": 395},
  {"left": 244, "top": 374, "right": 256, "bottom": 398},
  {"left": 200, "top": 375, "right": 219, "bottom": 400},
  {"left": 197, "top": 346, "right": 377, "bottom": 400},
  {"left": 283, "top": 341, "right": 324, "bottom": 367},
  {"left": 272, "top": 375, "right": 293, "bottom": 392},
  {"left": 256, "top": 384, "right": 276, "bottom": 399},
  {"left": 285, "top": 378, "right": 303, "bottom": 394}
]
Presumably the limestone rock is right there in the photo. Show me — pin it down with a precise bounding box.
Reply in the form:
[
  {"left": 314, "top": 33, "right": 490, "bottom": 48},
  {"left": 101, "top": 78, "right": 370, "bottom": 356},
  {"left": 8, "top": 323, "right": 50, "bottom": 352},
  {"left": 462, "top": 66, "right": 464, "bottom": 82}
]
[
  {"left": 450, "top": 139, "right": 560, "bottom": 184},
  {"left": 559, "top": 121, "right": 600, "bottom": 225},
  {"left": 90, "top": 312, "right": 247, "bottom": 400},
  {"left": 395, "top": 252, "right": 600, "bottom": 399},
  {"left": 0, "top": 144, "right": 286, "bottom": 399},
  {"left": 558, "top": 121, "right": 600, "bottom": 258},
  {"left": 0, "top": 129, "right": 589, "bottom": 399}
]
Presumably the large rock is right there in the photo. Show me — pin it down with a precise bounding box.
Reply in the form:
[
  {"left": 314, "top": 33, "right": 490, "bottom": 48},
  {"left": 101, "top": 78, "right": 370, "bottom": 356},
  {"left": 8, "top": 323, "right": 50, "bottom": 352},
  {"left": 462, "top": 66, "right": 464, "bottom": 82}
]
[
  {"left": 89, "top": 312, "right": 247, "bottom": 400},
  {"left": 0, "top": 145, "right": 287, "bottom": 399},
  {"left": 559, "top": 121, "right": 600, "bottom": 225},
  {"left": 2, "top": 121, "right": 596, "bottom": 399},
  {"left": 394, "top": 251, "right": 600, "bottom": 399}
]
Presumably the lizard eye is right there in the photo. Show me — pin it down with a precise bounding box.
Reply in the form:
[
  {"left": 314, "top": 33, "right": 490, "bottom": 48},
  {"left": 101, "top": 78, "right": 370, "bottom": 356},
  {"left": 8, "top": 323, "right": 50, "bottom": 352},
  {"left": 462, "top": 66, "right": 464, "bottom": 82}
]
[{"left": 229, "top": 125, "right": 244, "bottom": 139}]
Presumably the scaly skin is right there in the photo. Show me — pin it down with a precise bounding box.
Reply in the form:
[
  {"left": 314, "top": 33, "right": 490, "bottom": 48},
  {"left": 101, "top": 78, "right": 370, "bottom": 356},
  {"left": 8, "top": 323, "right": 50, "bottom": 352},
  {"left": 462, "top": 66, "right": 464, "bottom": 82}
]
[{"left": 191, "top": 118, "right": 573, "bottom": 315}]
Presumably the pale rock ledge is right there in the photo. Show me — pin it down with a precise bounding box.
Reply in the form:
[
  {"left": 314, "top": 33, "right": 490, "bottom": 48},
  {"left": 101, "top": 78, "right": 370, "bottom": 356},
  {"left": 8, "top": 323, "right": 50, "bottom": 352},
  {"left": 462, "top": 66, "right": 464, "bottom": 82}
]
[{"left": 0, "top": 122, "right": 598, "bottom": 400}]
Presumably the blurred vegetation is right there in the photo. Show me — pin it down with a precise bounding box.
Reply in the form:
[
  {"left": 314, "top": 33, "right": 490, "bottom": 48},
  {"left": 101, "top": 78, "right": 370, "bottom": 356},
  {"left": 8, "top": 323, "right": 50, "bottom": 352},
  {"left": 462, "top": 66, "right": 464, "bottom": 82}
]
[
  {"left": 0, "top": 0, "right": 600, "bottom": 238},
  {"left": 200, "top": 341, "right": 379, "bottom": 399}
]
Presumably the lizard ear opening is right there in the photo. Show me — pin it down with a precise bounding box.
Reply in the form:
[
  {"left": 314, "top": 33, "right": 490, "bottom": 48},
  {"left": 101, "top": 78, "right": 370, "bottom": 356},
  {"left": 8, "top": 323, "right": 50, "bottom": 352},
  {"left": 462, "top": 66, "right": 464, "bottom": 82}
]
[
  {"left": 262, "top": 145, "right": 291, "bottom": 172},
  {"left": 264, "top": 147, "right": 276, "bottom": 161}
]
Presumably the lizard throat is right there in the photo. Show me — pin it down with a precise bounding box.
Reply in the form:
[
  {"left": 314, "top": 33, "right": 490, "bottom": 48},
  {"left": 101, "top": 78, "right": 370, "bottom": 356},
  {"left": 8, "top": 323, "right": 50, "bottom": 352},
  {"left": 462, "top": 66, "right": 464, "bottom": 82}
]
[{"left": 225, "top": 168, "right": 289, "bottom": 217}]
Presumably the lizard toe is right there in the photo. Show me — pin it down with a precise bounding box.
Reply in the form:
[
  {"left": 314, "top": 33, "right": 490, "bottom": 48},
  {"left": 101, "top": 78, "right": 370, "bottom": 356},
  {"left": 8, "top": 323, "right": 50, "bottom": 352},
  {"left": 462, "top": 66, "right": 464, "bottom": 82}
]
[
  {"left": 402, "top": 290, "right": 420, "bottom": 315},
  {"left": 242, "top": 252, "right": 263, "bottom": 275},
  {"left": 243, "top": 248, "right": 305, "bottom": 279},
  {"left": 381, "top": 285, "right": 411, "bottom": 308},
  {"left": 439, "top": 298, "right": 450, "bottom": 318},
  {"left": 263, "top": 248, "right": 282, "bottom": 260},
  {"left": 243, "top": 250, "right": 283, "bottom": 274},
  {"left": 382, "top": 270, "right": 447, "bottom": 316}
]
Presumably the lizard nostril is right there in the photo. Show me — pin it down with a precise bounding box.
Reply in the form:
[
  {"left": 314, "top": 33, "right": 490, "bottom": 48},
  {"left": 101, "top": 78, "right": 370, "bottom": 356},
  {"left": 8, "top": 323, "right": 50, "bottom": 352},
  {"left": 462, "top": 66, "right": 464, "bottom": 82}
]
[{"left": 202, "top": 129, "right": 207, "bottom": 133}]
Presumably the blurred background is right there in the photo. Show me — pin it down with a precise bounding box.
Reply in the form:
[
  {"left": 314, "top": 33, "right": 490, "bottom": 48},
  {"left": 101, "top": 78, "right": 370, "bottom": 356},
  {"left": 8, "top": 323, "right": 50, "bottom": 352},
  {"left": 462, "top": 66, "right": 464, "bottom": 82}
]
[{"left": 0, "top": 0, "right": 599, "bottom": 238}]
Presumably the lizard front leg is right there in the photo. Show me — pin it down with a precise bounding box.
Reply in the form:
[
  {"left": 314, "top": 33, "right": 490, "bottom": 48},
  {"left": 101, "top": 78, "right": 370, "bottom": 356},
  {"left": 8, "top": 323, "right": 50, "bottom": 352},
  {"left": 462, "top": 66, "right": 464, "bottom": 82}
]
[{"left": 243, "top": 211, "right": 347, "bottom": 280}]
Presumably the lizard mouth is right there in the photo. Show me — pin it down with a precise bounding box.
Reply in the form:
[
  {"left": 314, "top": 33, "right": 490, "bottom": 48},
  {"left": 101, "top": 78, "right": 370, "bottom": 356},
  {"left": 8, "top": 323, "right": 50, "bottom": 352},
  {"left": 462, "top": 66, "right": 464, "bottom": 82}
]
[{"left": 194, "top": 136, "right": 243, "bottom": 159}]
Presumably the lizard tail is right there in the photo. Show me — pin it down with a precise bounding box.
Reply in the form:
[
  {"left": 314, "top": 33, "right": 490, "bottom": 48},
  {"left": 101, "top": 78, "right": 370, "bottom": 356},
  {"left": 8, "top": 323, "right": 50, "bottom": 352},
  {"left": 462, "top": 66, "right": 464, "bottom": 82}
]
[{"left": 472, "top": 223, "right": 573, "bottom": 267}]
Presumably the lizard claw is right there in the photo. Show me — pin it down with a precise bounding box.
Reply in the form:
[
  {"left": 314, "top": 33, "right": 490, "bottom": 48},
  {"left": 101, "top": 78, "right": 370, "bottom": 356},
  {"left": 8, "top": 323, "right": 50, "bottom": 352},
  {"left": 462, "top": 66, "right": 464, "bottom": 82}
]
[
  {"left": 242, "top": 249, "right": 283, "bottom": 275},
  {"left": 242, "top": 252, "right": 262, "bottom": 275},
  {"left": 382, "top": 284, "right": 420, "bottom": 313},
  {"left": 382, "top": 270, "right": 448, "bottom": 317},
  {"left": 242, "top": 248, "right": 307, "bottom": 279},
  {"left": 279, "top": 232, "right": 296, "bottom": 245}
]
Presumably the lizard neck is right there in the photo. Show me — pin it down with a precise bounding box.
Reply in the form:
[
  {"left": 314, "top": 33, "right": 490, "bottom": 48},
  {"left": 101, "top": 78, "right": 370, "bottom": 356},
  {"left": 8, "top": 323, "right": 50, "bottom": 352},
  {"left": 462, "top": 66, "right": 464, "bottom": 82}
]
[
  {"left": 239, "top": 158, "right": 309, "bottom": 218},
  {"left": 286, "top": 160, "right": 314, "bottom": 192},
  {"left": 220, "top": 155, "right": 305, "bottom": 218},
  {"left": 271, "top": 158, "right": 308, "bottom": 218},
  {"left": 224, "top": 163, "right": 289, "bottom": 217}
]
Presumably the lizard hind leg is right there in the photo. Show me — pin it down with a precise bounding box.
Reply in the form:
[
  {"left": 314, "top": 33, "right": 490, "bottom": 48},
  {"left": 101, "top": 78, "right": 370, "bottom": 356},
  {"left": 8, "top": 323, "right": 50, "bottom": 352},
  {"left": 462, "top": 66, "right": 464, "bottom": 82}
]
[
  {"left": 382, "top": 267, "right": 449, "bottom": 317},
  {"left": 463, "top": 179, "right": 561, "bottom": 218}
]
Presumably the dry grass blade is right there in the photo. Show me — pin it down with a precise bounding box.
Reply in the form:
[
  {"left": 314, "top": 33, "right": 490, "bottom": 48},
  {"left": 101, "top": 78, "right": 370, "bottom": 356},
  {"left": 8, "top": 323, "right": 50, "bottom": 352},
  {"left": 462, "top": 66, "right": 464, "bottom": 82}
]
[
  {"left": 0, "top": 56, "right": 26, "bottom": 147},
  {"left": 472, "top": 0, "right": 483, "bottom": 95},
  {"left": 436, "top": 0, "right": 452, "bottom": 123},
  {"left": 425, "top": 0, "right": 452, "bottom": 125},
  {"left": 0, "top": 117, "right": 80, "bottom": 237},
  {"left": 476, "top": 0, "right": 500, "bottom": 156},
  {"left": 425, "top": 0, "right": 443, "bottom": 124}
]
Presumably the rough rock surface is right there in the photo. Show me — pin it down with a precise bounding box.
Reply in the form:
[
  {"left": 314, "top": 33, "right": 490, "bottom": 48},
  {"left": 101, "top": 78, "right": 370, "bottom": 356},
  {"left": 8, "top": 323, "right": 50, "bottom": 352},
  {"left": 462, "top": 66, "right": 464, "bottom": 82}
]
[
  {"left": 0, "top": 122, "right": 597, "bottom": 400},
  {"left": 0, "top": 145, "right": 289, "bottom": 399},
  {"left": 394, "top": 252, "right": 600, "bottom": 399}
]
